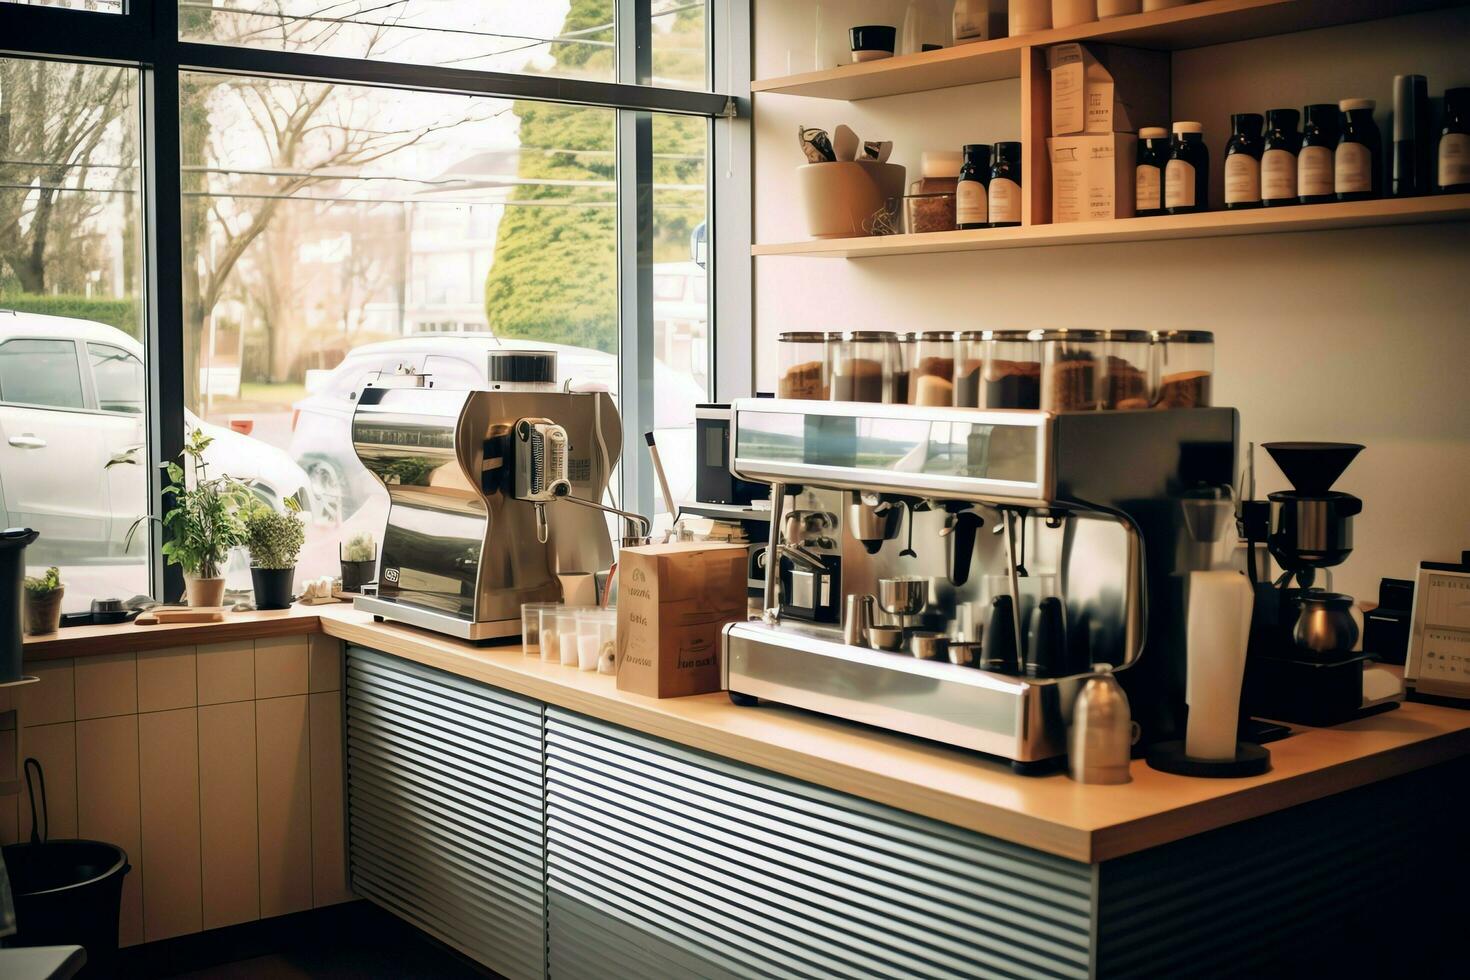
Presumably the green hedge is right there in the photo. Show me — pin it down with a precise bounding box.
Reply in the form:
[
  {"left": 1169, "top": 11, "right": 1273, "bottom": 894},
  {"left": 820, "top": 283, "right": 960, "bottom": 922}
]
[{"left": 0, "top": 294, "right": 142, "bottom": 340}]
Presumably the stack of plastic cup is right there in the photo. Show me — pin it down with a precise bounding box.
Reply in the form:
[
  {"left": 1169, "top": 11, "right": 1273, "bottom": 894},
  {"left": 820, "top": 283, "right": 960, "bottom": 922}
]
[
  {"left": 576, "top": 609, "right": 616, "bottom": 672},
  {"left": 521, "top": 602, "right": 559, "bottom": 657}
]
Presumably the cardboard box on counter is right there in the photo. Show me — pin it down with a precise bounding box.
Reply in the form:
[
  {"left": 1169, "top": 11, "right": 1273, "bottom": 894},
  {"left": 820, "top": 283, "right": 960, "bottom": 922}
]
[
  {"left": 616, "top": 542, "right": 748, "bottom": 698},
  {"left": 1047, "top": 43, "right": 1170, "bottom": 137},
  {"left": 1048, "top": 134, "right": 1138, "bottom": 222}
]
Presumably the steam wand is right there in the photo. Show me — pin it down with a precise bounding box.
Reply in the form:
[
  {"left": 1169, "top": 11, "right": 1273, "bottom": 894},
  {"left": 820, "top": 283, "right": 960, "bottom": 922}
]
[{"left": 555, "top": 492, "right": 653, "bottom": 547}]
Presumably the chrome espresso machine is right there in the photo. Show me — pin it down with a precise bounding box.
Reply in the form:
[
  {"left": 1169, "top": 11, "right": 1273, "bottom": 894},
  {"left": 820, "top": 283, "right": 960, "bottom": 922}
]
[
  {"left": 721, "top": 400, "right": 1238, "bottom": 772},
  {"left": 351, "top": 351, "right": 640, "bottom": 640}
]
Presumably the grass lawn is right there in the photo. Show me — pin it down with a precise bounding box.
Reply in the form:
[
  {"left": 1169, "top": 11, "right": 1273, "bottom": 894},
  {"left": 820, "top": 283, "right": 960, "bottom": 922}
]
[{"left": 239, "top": 381, "right": 308, "bottom": 405}]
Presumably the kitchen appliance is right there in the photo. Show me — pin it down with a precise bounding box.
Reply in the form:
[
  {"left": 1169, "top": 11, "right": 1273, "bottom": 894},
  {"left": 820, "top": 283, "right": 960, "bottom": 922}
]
[
  {"left": 695, "top": 404, "right": 768, "bottom": 506},
  {"left": 351, "top": 352, "right": 632, "bottom": 640},
  {"left": 1239, "top": 441, "right": 1402, "bottom": 725},
  {"left": 721, "top": 399, "right": 1238, "bottom": 772},
  {"left": 1, "top": 527, "right": 39, "bottom": 683}
]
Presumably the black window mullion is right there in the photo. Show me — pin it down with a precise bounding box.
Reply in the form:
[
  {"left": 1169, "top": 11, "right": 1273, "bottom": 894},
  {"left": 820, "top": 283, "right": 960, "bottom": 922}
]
[{"left": 141, "top": 0, "right": 184, "bottom": 601}]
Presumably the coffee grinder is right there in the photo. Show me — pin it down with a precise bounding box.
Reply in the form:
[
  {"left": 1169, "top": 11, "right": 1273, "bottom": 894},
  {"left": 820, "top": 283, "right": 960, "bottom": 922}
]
[{"left": 1239, "top": 442, "right": 1398, "bottom": 725}]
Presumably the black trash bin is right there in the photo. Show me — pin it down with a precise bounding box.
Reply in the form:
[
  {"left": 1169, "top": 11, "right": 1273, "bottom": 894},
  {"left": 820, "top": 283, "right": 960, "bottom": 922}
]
[{"left": 2, "top": 760, "right": 131, "bottom": 977}]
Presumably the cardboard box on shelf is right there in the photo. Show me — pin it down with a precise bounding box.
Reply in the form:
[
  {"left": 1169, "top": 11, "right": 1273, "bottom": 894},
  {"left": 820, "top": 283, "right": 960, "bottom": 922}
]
[
  {"left": 615, "top": 542, "right": 749, "bottom": 698},
  {"left": 1048, "top": 134, "right": 1138, "bottom": 222},
  {"left": 1047, "top": 43, "right": 1170, "bottom": 137}
]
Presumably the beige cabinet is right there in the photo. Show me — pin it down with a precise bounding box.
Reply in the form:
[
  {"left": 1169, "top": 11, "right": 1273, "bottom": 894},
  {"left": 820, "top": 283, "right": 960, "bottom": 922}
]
[{"left": 1, "top": 634, "right": 350, "bottom": 947}]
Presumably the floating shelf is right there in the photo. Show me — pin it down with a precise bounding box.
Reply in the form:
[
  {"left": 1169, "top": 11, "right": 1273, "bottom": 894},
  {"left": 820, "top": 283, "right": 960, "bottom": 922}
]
[
  {"left": 752, "top": 0, "right": 1464, "bottom": 101},
  {"left": 751, "top": 194, "right": 1470, "bottom": 259}
]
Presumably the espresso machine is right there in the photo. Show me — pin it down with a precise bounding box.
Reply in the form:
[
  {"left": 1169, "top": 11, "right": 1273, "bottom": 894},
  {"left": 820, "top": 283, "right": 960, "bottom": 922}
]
[
  {"left": 352, "top": 351, "right": 643, "bottom": 640},
  {"left": 1239, "top": 441, "right": 1401, "bottom": 725},
  {"left": 721, "top": 399, "right": 1238, "bottom": 772}
]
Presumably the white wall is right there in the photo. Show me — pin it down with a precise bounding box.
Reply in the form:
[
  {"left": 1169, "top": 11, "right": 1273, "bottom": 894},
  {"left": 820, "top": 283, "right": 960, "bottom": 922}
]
[{"left": 751, "top": 3, "right": 1470, "bottom": 600}]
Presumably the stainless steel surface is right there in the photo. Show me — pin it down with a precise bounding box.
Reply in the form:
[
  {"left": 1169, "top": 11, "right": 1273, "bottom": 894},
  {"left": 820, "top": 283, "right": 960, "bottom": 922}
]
[
  {"left": 724, "top": 621, "right": 1086, "bottom": 762},
  {"left": 1268, "top": 492, "right": 1360, "bottom": 569},
  {"left": 723, "top": 402, "right": 1240, "bottom": 761},
  {"left": 949, "top": 641, "right": 983, "bottom": 667},
  {"left": 843, "top": 593, "right": 875, "bottom": 647},
  {"left": 1292, "top": 592, "right": 1360, "bottom": 654},
  {"left": 353, "top": 595, "right": 523, "bottom": 641},
  {"left": 867, "top": 625, "right": 905, "bottom": 651},
  {"left": 908, "top": 630, "right": 949, "bottom": 661},
  {"left": 352, "top": 385, "right": 620, "bottom": 639},
  {"left": 877, "top": 576, "right": 926, "bottom": 617},
  {"left": 847, "top": 491, "right": 903, "bottom": 550},
  {"left": 761, "top": 483, "right": 786, "bottom": 625},
  {"left": 1068, "top": 667, "right": 1134, "bottom": 785}
]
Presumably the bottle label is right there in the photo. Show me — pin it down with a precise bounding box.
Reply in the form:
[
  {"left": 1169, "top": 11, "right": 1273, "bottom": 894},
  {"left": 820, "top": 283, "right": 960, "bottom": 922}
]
[
  {"left": 1298, "top": 145, "right": 1333, "bottom": 196},
  {"left": 1440, "top": 133, "right": 1470, "bottom": 188},
  {"left": 1165, "top": 159, "right": 1195, "bottom": 209},
  {"left": 1262, "top": 148, "right": 1297, "bottom": 200},
  {"left": 1335, "top": 142, "right": 1372, "bottom": 194},
  {"left": 1224, "top": 154, "right": 1261, "bottom": 204},
  {"left": 988, "top": 177, "right": 1020, "bottom": 223},
  {"left": 1135, "top": 165, "right": 1161, "bottom": 210},
  {"left": 956, "top": 180, "right": 988, "bottom": 224}
]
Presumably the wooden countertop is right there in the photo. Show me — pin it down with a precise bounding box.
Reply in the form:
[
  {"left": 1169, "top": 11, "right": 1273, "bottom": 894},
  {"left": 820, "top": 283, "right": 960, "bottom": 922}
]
[{"left": 24, "top": 605, "right": 1470, "bottom": 863}]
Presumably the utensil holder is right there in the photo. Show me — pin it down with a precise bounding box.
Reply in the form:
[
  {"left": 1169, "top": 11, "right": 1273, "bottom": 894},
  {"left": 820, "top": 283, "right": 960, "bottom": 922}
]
[{"left": 796, "top": 162, "right": 906, "bottom": 239}]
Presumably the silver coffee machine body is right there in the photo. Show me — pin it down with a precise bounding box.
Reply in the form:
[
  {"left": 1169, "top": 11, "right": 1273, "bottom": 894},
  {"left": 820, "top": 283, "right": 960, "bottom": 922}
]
[
  {"left": 721, "top": 400, "right": 1238, "bottom": 769},
  {"left": 351, "top": 383, "right": 621, "bottom": 640}
]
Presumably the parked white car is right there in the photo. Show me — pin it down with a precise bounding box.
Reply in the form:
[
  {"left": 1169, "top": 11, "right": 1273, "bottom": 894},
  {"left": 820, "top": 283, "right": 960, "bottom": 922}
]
[
  {"left": 289, "top": 334, "right": 703, "bottom": 523},
  {"left": 0, "top": 310, "right": 313, "bottom": 566}
]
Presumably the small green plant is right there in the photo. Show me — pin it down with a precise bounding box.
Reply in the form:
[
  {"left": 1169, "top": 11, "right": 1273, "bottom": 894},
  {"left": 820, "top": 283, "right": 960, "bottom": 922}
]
[
  {"left": 244, "top": 498, "right": 306, "bottom": 570},
  {"left": 127, "top": 428, "right": 251, "bottom": 579},
  {"left": 342, "top": 531, "right": 376, "bottom": 563},
  {"left": 23, "top": 566, "right": 62, "bottom": 598}
]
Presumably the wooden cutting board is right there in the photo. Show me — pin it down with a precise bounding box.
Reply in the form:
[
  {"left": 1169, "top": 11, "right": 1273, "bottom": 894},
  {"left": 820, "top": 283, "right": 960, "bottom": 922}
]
[{"left": 135, "top": 607, "right": 227, "bottom": 625}]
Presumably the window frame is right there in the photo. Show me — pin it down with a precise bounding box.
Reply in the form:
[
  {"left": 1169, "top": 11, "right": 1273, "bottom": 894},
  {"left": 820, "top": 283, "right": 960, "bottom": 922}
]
[{"left": 0, "top": 0, "right": 751, "bottom": 601}]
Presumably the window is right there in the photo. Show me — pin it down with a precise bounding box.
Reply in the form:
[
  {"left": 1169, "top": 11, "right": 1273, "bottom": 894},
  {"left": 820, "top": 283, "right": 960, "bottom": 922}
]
[
  {"left": 6, "top": 2, "right": 742, "bottom": 604},
  {"left": 0, "top": 57, "right": 147, "bottom": 608},
  {"left": 89, "top": 343, "right": 145, "bottom": 414},
  {"left": 0, "top": 340, "right": 85, "bottom": 408}
]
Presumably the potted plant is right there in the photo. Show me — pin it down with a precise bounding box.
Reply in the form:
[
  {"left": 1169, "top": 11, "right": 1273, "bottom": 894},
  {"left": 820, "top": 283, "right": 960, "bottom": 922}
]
[
  {"left": 244, "top": 498, "right": 306, "bottom": 610},
  {"left": 130, "top": 428, "right": 250, "bottom": 607},
  {"left": 340, "top": 531, "right": 377, "bottom": 594},
  {"left": 23, "top": 566, "right": 64, "bottom": 635}
]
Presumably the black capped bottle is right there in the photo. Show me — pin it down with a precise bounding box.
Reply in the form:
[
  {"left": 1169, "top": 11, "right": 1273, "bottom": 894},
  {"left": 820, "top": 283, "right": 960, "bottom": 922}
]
[
  {"left": 1440, "top": 87, "right": 1470, "bottom": 194},
  {"left": 1164, "top": 122, "right": 1208, "bottom": 215},
  {"left": 1335, "top": 98, "right": 1381, "bottom": 201},
  {"left": 1224, "top": 112, "right": 1264, "bottom": 210},
  {"left": 1298, "top": 103, "right": 1338, "bottom": 204},
  {"left": 1135, "top": 126, "right": 1168, "bottom": 217},
  {"left": 1393, "top": 74, "right": 1432, "bottom": 197},
  {"left": 957, "top": 143, "right": 992, "bottom": 230},
  {"left": 1261, "top": 108, "right": 1300, "bottom": 207},
  {"left": 988, "top": 141, "right": 1022, "bottom": 228}
]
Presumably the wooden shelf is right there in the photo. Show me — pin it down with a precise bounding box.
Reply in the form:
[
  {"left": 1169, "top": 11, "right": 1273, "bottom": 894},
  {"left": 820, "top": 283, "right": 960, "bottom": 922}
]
[
  {"left": 752, "top": 0, "right": 1463, "bottom": 101},
  {"left": 752, "top": 194, "right": 1470, "bottom": 258}
]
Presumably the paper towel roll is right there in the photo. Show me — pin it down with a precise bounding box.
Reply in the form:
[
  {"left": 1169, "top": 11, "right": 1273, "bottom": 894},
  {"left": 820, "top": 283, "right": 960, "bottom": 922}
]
[{"left": 1184, "top": 569, "right": 1254, "bottom": 761}]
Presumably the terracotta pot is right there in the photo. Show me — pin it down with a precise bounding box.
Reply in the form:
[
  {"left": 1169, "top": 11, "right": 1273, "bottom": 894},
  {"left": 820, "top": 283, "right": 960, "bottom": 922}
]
[
  {"left": 185, "top": 576, "right": 226, "bottom": 608},
  {"left": 24, "top": 587, "right": 64, "bottom": 636},
  {"left": 251, "top": 567, "right": 296, "bottom": 610}
]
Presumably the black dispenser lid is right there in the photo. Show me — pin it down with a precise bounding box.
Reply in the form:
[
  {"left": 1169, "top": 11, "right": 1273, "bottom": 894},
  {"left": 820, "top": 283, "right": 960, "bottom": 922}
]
[
  {"left": 1, "top": 527, "right": 39, "bottom": 550},
  {"left": 1263, "top": 442, "right": 1363, "bottom": 495}
]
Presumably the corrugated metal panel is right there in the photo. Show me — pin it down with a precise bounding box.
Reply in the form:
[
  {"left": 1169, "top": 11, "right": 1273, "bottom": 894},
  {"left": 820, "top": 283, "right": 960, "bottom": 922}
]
[
  {"left": 344, "top": 647, "right": 547, "bottom": 980},
  {"left": 1096, "top": 762, "right": 1463, "bottom": 979},
  {"left": 545, "top": 707, "right": 1092, "bottom": 980}
]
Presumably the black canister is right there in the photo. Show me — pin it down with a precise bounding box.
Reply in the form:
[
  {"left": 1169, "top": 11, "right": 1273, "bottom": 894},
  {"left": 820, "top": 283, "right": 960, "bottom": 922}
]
[{"left": 1, "top": 527, "right": 40, "bottom": 682}]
